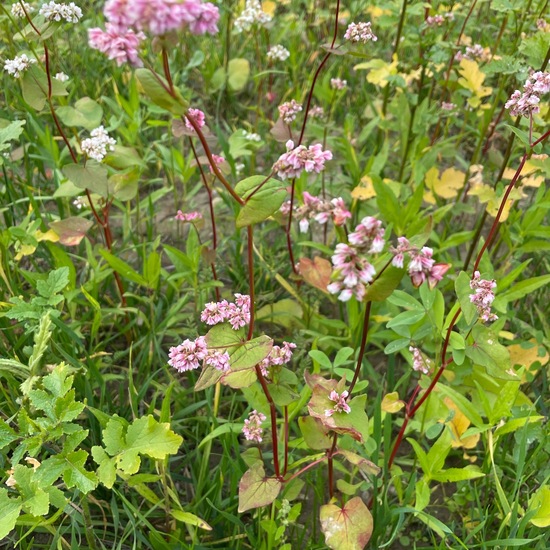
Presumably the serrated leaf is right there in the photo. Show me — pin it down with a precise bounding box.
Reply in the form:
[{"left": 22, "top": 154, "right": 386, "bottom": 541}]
[
  {"left": 58, "top": 450, "right": 98, "bottom": 493},
  {"left": 0, "top": 419, "right": 18, "bottom": 450},
  {"left": 36, "top": 267, "right": 69, "bottom": 299},
  {"left": 320, "top": 496, "right": 373, "bottom": 550},
  {"left": 0, "top": 120, "right": 26, "bottom": 153},
  {"left": 235, "top": 176, "right": 286, "bottom": 227},
  {"left": 238, "top": 462, "right": 282, "bottom": 512}
]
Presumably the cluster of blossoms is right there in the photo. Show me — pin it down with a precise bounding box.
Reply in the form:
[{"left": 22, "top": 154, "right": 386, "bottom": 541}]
[
  {"left": 455, "top": 44, "right": 489, "bottom": 62},
  {"left": 200, "top": 294, "right": 251, "bottom": 330},
  {"left": 281, "top": 192, "right": 350, "bottom": 232},
  {"left": 441, "top": 102, "right": 457, "bottom": 111},
  {"left": 242, "top": 410, "right": 266, "bottom": 443},
  {"left": 89, "top": 0, "right": 219, "bottom": 66},
  {"left": 327, "top": 217, "right": 385, "bottom": 301},
  {"left": 80, "top": 125, "right": 116, "bottom": 162},
  {"left": 3, "top": 54, "right": 36, "bottom": 78},
  {"left": 267, "top": 44, "right": 290, "bottom": 62},
  {"left": 278, "top": 100, "right": 302, "bottom": 124},
  {"left": 391, "top": 237, "right": 450, "bottom": 288},
  {"left": 234, "top": 0, "right": 271, "bottom": 33},
  {"left": 505, "top": 71, "right": 550, "bottom": 117},
  {"left": 273, "top": 140, "right": 332, "bottom": 180},
  {"left": 409, "top": 346, "right": 432, "bottom": 375},
  {"left": 206, "top": 154, "right": 226, "bottom": 174},
  {"left": 11, "top": 2, "right": 34, "bottom": 17},
  {"left": 175, "top": 210, "right": 202, "bottom": 222},
  {"left": 309, "top": 106, "right": 324, "bottom": 119},
  {"left": 168, "top": 294, "right": 252, "bottom": 374},
  {"left": 39, "top": 1, "right": 82, "bottom": 23},
  {"left": 184, "top": 108, "right": 206, "bottom": 131},
  {"left": 425, "top": 12, "right": 454, "bottom": 26},
  {"left": 330, "top": 77, "right": 347, "bottom": 90},
  {"left": 344, "top": 21, "right": 377, "bottom": 43},
  {"left": 243, "top": 131, "right": 261, "bottom": 142},
  {"left": 258, "top": 342, "right": 296, "bottom": 377},
  {"left": 168, "top": 336, "right": 230, "bottom": 373},
  {"left": 537, "top": 19, "right": 550, "bottom": 32},
  {"left": 325, "top": 390, "right": 351, "bottom": 417},
  {"left": 469, "top": 271, "right": 498, "bottom": 322},
  {"left": 55, "top": 72, "right": 69, "bottom": 82}
]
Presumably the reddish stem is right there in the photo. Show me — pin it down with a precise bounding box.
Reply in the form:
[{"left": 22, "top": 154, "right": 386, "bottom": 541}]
[
  {"left": 348, "top": 301, "right": 372, "bottom": 395},
  {"left": 283, "top": 406, "right": 289, "bottom": 476}
]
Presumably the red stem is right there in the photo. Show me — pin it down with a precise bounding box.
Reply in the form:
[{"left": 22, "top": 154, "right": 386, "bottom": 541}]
[
  {"left": 348, "top": 301, "right": 372, "bottom": 395},
  {"left": 283, "top": 406, "right": 289, "bottom": 476}
]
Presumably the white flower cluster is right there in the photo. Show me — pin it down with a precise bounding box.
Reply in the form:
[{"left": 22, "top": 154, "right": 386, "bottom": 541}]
[
  {"left": 54, "top": 72, "right": 69, "bottom": 82},
  {"left": 39, "top": 1, "right": 82, "bottom": 23},
  {"left": 234, "top": 0, "right": 271, "bottom": 33},
  {"left": 81, "top": 126, "right": 116, "bottom": 162},
  {"left": 267, "top": 44, "right": 290, "bottom": 62},
  {"left": 243, "top": 131, "right": 261, "bottom": 141},
  {"left": 11, "top": 2, "right": 34, "bottom": 18},
  {"left": 3, "top": 54, "right": 36, "bottom": 78}
]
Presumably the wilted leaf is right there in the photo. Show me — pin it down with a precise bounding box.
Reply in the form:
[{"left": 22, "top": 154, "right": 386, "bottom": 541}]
[
  {"left": 298, "top": 256, "right": 332, "bottom": 293},
  {"left": 381, "top": 392, "right": 405, "bottom": 413},
  {"left": 354, "top": 55, "right": 399, "bottom": 88},
  {"left": 443, "top": 397, "right": 480, "bottom": 449},
  {"left": 351, "top": 175, "right": 376, "bottom": 200},
  {"left": 425, "top": 167, "right": 465, "bottom": 199},
  {"left": 49, "top": 217, "right": 94, "bottom": 246},
  {"left": 238, "top": 462, "right": 282, "bottom": 512},
  {"left": 320, "top": 496, "right": 373, "bottom": 550},
  {"left": 457, "top": 59, "right": 492, "bottom": 108}
]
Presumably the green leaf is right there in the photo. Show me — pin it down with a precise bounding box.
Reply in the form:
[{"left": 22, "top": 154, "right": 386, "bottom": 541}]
[
  {"left": 227, "top": 58, "right": 250, "bottom": 91},
  {"left": 99, "top": 249, "right": 148, "bottom": 287},
  {"left": 374, "top": 179, "right": 401, "bottom": 231},
  {"left": 171, "top": 510, "right": 212, "bottom": 531},
  {"left": 0, "top": 120, "right": 26, "bottom": 154},
  {"left": 63, "top": 162, "right": 110, "bottom": 197},
  {"left": 298, "top": 416, "right": 333, "bottom": 450},
  {"left": 384, "top": 338, "right": 410, "bottom": 354},
  {"left": 235, "top": 175, "right": 286, "bottom": 228},
  {"left": 363, "top": 266, "right": 406, "bottom": 302},
  {"left": 415, "top": 479, "right": 430, "bottom": 512},
  {"left": 57, "top": 450, "right": 98, "bottom": 494},
  {"left": 91, "top": 446, "right": 117, "bottom": 488},
  {"left": 110, "top": 166, "right": 140, "bottom": 201},
  {"left": 339, "top": 449, "right": 380, "bottom": 476},
  {"left": 230, "top": 335, "right": 273, "bottom": 371},
  {"left": 0, "top": 489, "right": 22, "bottom": 539},
  {"left": 455, "top": 271, "right": 477, "bottom": 325},
  {"left": 387, "top": 290, "right": 424, "bottom": 310},
  {"left": 528, "top": 485, "right": 550, "bottom": 528},
  {"left": 308, "top": 350, "right": 333, "bottom": 370},
  {"left": 320, "top": 496, "right": 373, "bottom": 550},
  {"left": 0, "top": 419, "right": 18, "bottom": 450},
  {"left": 56, "top": 97, "right": 103, "bottom": 130},
  {"left": 134, "top": 68, "right": 187, "bottom": 115},
  {"left": 238, "top": 462, "right": 282, "bottom": 512},
  {"left": 465, "top": 325, "right": 513, "bottom": 380},
  {"left": 37, "top": 267, "right": 69, "bottom": 299},
  {"left": 387, "top": 309, "right": 426, "bottom": 328},
  {"left": 498, "top": 275, "right": 550, "bottom": 303},
  {"left": 21, "top": 65, "right": 68, "bottom": 111},
  {"left": 431, "top": 466, "right": 485, "bottom": 482}
]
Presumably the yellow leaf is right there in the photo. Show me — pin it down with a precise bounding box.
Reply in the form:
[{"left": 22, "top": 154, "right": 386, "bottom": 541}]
[
  {"left": 351, "top": 175, "right": 376, "bottom": 200},
  {"left": 469, "top": 182, "right": 523, "bottom": 222},
  {"left": 425, "top": 167, "right": 465, "bottom": 199},
  {"left": 366, "top": 6, "right": 391, "bottom": 19},
  {"left": 457, "top": 59, "right": 492, "bottom": 108},
  {"left": 354, "top": 55, "right": 399, "bottom": 88},
  {"left": 528, "top": 486, "right": 550, "bottom": 528},
  {"left": 381, "top": 392, "right": 405, "bottom": 413},
  {"left": 262, "top": 1, "right": 276, "bottom": 16},
  {"left": 508, "top": 340, "right": 549, "bottom": 382},
  {"left": 15, "top": 244, "right": 36, "bottom": 261},
  {"left": 35, "top": 229, "right": 60, "bottom": 243},
  {"left": 443, "top": 397, "right": 480, "bottom": 450}
]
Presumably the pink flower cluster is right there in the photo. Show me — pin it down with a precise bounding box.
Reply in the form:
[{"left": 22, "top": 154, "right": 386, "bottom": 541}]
[
  {"left": 505, "top": 71, "right": 550, "bottom": 117},
  {"left": 344, "top": 22, "right": 377, "bottom": 43},
  {"left": 469, "top": 271, "right": 498, "bottom": 322},
  {"left": 207, "top": 154, "right": 226, "bottom": 174},
  {"left": 242, "top": 410, "right": 266, "bottom": 443},
  {"left": 330, "top": 78, "right": 347, "bottom": 90},
  {"left": 455, "top": 44, "right": 488, "bottom": 63},
  {"left": 168, "top": 336, "right": 230, "bottom": 373},
  {"left": 273, "top": 140, "right": 332, "bottom": 180},
  {"left": 175, "top": 210, "right": 203, "bottom": 222},
  {"left": 184, "top": 108, "right": 206, "bottom": 131},
  {"left": 259, "top": 341, "right": 296, "bottom": 377},
  {"left": 200, "top": 294, "right": 251, "bottom": 330},
  {"left": 348, "top": 216, "right": 385, "bottom": 253},
  {"left": 391, "top": 237, "right": 450, "bottom": 289},
  {"left": 278, "top": 100, "right": 302, "bottom": 124},
  {"left": 325, "top": 390, "right": 351, "bottom": 417},
  {"left": 89, "top": 0, "right": 219, "bottom": 65},
  {"left": 327, "top": 243, "right": 376, "bottom": 302},
  {"left": 426, "top": 12, "right": 453, "bottom": 26},
  {"left": 281, "top": 192, "right": 351, "bottom": 233},
  {"left": 328, "top": 217, "right": 386, "bottom": 301},
  {"left": 409, "top": 346, "right": 432, "bottom": 375}
]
